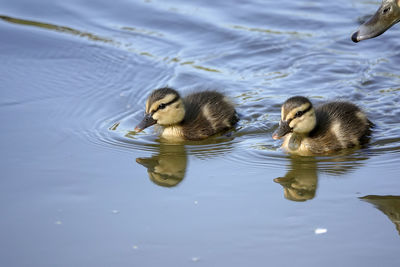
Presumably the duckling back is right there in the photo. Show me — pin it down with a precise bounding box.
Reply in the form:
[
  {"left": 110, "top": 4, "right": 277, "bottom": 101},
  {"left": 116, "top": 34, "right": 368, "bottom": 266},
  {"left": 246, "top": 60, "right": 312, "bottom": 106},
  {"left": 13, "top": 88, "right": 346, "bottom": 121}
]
[
  {"left": 180, "top": 91, "right": 238, "bottom": 140},
  {"left": 307, "top": 101, "right": 373, "bottom": 153}
]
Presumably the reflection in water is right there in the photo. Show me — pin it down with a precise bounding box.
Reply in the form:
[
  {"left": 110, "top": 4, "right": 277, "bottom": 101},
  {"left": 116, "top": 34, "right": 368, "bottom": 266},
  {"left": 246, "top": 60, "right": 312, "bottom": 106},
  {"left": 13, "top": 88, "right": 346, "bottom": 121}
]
[
  {"left": 230, "top": 24, "right": 312, "bottom": 37},
  {"left": 133, "top": 137, "right": 236, "bottom": 187},
  {"left": 275, "top": 153, "right": 368, "bottom": 202},
  {"left": 0, "top": 14, "right": 220, "bottom": 73},
  {"left": 274, "top": 157, "right": 318, "bottom": 202},
  {"left": 360, "top": 195, "right": 400, "bottom": 236},
  {"left": 136, "top": 143, "right": 187, "bottom": 187},
  {"left": 0, "top": 15, "right": 115, "bottom": 44}
]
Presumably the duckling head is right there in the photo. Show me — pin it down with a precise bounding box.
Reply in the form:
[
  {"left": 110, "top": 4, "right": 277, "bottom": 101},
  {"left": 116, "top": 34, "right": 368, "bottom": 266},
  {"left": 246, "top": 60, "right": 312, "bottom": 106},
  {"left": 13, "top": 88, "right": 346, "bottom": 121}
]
[
  {"left": 135, "top": 87, "right": 185, "bottom": 132},
  {"left": 352, "top": 0, "right": 400, "bottom": 42},
  {"left": 272, "top": 96, "right": 316, "bottom": 140}
]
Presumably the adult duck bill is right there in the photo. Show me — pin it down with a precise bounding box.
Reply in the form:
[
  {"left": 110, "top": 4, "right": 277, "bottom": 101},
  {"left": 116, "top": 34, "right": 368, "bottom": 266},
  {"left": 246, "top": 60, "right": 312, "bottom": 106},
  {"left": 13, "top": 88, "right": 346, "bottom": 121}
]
[
  {"left": 135, "top": 113, "right": 156, "bottom": 132},
  {"left": 352, "top": 0, "right": 400, "bottom": 42}
]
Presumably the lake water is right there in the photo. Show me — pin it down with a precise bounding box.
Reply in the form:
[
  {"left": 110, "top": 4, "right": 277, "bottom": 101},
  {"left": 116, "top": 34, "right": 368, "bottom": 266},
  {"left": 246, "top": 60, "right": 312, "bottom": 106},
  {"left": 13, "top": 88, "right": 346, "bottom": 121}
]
[{"left": 1, "top": 0, "right": 400, "bottom": 266}]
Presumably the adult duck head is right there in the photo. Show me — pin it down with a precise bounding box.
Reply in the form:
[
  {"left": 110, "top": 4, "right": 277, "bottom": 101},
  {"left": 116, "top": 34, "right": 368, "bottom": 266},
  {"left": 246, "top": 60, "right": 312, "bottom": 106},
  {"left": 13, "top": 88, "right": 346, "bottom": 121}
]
[{"left": 352, "top": 0, "right": 400, "bottom": 42}]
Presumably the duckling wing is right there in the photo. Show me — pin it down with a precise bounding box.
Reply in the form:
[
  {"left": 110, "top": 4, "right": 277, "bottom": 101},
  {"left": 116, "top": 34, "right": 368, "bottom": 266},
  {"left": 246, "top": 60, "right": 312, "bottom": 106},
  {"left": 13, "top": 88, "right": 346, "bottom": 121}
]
[
  {"left": 181, "top": 91, "right": 238, "bottom": 140},
  {"left": 312, "top": 102, "right": 372, "bottom": 150}
]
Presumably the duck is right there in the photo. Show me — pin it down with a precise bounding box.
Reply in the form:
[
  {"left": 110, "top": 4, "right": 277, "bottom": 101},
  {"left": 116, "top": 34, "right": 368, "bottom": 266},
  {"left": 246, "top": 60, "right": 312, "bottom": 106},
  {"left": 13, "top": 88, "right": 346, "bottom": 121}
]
[
  {"left": 135, "top": 87, "right": 239, "bottom": 141},
  {"left": 272, "top": 96, "right": 373, "bottom": 155},
  {"left": 352, "top": 0, "right": 400, "bottom": 42}
]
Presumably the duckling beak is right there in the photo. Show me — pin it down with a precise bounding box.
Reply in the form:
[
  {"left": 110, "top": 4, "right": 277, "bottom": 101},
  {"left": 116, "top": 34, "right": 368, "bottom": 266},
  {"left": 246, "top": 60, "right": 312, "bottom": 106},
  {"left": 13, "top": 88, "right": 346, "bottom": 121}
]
[
  {"left": 135, "top": 113, "right": 156, "bottom": 132},
  {"left": 272, "top": 120, "right": 292, "bottom": 140},
  {"left": 352, "top": 2, "right": 400, "bottom": 42},
  {"left": 136, "top": 157, "right": 156, "bottom": 169}
]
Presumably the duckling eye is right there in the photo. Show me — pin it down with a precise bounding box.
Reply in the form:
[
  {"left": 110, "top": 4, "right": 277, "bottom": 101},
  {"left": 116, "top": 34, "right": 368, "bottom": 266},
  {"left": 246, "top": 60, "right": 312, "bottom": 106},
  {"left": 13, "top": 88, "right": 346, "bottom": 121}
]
[
  {"left": 294, "top": 111, "right": 304, "bottom": 118},
  {"left": 158, "top": 103, "right": 167, "bottom": 110},
  {"left": 383, "top": 6, "right": 391, "bottom": 14}
]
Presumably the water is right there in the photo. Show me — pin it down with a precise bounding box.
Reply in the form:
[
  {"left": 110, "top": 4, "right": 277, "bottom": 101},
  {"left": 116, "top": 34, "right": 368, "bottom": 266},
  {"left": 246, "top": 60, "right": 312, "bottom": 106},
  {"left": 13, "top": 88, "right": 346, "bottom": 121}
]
[{"left": 1, "top": 0, "right": 400, "bottom": 266}]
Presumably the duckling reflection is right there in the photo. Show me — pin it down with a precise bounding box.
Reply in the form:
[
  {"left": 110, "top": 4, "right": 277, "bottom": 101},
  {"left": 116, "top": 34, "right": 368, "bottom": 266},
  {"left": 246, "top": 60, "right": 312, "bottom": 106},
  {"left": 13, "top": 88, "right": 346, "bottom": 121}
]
[
  {"left": 136, "top": 144, "right": 187, "bottom": 187},
  {"left": 360, "top": 195, "right": 400, "bottom": 236},
  {"left": 275, "top": 154, "right": 368, "bottom": 202},
  {"left": 274, "top": 157, "right": 318, "bottom": 202}
]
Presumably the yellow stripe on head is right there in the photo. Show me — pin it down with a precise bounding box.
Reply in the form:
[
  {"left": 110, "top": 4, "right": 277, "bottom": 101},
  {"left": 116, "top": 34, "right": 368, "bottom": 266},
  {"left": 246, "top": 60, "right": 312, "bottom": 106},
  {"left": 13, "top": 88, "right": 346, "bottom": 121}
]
[
  {"left": 149, "top": 94, "right": 177, "bottom": 113},
  {"left": 286, "top": 103, "right": 310, "bottom": 120},
  {"left": 145, "top": 99, "right": 150, "bottom": 113}
]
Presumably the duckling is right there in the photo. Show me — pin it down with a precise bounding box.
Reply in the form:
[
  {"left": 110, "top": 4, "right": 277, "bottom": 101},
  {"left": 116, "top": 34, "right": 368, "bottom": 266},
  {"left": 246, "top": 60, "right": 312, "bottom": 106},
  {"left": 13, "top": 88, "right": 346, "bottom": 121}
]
[
  {"left": 135, "top": 87, "right": 239, "bottom": 141},
  {"left": 352, "top": 0, "right": 400, "bottom": 42},
  {"left": 272, "top": 96, "right": 373, "bottom": 155}
]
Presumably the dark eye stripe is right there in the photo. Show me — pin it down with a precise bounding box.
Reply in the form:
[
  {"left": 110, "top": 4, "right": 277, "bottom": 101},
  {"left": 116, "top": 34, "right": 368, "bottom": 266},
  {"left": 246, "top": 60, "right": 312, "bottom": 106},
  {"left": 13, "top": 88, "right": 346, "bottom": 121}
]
[
  {"left": 294, "top": 111, "right": 303, "bottom": 118},
  {"left": 154, "top": 95, "right": 179, "bottom": 113},
  {"left": 287, "top": 105, "right": 312, "bottom": 123}
]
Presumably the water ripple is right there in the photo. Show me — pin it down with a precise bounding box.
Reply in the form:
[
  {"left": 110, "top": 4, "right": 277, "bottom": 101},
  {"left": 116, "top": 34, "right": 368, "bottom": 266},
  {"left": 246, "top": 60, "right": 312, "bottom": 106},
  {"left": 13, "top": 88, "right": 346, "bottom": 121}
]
[{"left": 86, "top": 85, "right": 400, "bottom": 173}]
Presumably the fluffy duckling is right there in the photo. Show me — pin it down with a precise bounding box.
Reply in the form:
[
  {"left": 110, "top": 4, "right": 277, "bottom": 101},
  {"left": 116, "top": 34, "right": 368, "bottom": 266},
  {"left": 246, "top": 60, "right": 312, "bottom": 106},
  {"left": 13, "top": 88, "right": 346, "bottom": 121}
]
[
  {"left": 352, "top": 0, "right": 400, "bottom": 42},
  {"left": 135, "top": 87, "right": 239, "bottom": 141},
  {"left": 272, "top": 96, "right": 373, "bottom": 155}
]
